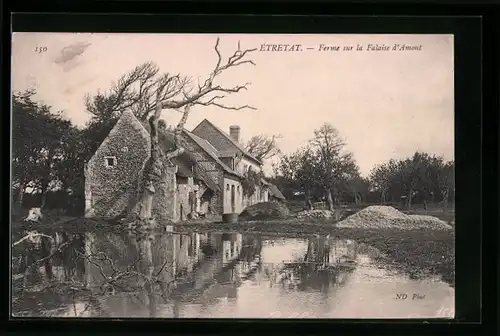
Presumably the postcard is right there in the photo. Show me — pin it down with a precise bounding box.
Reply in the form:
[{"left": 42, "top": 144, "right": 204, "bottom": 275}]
[{"left": 11, "top": 33, "right": 455, "bottom": 319}]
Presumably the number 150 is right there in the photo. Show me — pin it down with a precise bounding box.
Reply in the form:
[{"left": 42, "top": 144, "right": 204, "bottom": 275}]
[{"left": 35, "top": 46, "right": 47, "bottom": 53}]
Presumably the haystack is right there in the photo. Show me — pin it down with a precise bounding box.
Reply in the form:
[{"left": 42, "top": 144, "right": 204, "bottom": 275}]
[{"left": 239, "top": 202, "right": 290, "bottom": 220}]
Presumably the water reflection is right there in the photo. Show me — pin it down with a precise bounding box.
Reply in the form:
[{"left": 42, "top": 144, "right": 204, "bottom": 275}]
[{"left": 11, "top": 230, "right": 454, "bottom": 318}]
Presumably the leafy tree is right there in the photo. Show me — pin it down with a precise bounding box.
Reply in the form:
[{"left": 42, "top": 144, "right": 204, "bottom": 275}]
[
  {"left": 273, "top": 147, "right": 320, "bottom": 204},
  {"left": 340, "top": 175, "right": 371, "bottom": 205},
  {"left": 12, "top": 90, "right": 76, "bottom": 210},
  {"left": 273, "top": 124, "right": 360, "bottom": 210},
  {"left": 52, "top": 128, "right": 87, "bottom": 213},
  {"left": 309, "top": 123, "right": 358, "bottom": 211},
  {"left": 368, "top": 152, "right": 454, "bottom": 210},
  {"left": 241, "top": 168, "right": 265, "bottom": 198}
]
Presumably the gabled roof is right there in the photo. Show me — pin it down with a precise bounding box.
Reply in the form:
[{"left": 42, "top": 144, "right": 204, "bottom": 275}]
[
  {"left": 269, "top": 184, "right": 286, "bottom": 200},
  {"left": 182, "top": 130, "right": 243, "bottom": 179},
  {"left": 138, "top": 120, "right": 221, "bottom": 192},
  {"left": 192, "top": 119, "right": 262, "bottom": 165}
]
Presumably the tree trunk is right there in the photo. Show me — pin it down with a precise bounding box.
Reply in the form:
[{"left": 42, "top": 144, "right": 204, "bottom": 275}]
[
  {"left": 40, "top": 179, "right": 49, "bottom": 210},
  {"left": 305, "top": 188, "right": 313, "bottom": 210},
  {"left": 326, "top": 188, "right": 334, "bottom": 212},
  {"left": 136, "top": 113, "right": 164, "bottom": 221},
  {"left": 133, "top": 235, "right": 156, "bottom": 317},
  {"left": 442, "top": 188, "right": 449, "bottom": 214},
  {"left": 136, "top": 104, "right": 191, "bottom": 225},
  {"left": 17, "top": 180, "right": 25, "bottom": 209},
  {"left": 407, "top": 189, "right": 413, "bottom": 210},
  {"left": 353, "top": 188, "right": 361, "bottom": 205},
  {"left": 40, "top": 149, "right": 55, "bottom": 211}
]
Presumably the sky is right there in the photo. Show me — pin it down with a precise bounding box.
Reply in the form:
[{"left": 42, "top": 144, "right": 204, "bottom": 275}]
[{"left": 11, "top": 33, "right": 454, "bottom": 176}]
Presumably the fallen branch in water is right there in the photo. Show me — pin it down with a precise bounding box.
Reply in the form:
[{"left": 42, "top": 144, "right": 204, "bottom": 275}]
[
  {"left": 12, "top": 232, "right": 54, "bottom": 247},
  {"left": 76, "top": 251, "right": 176, "bottom": 295},
  {"left": 20, "top": 240, "right": 71, "bottom": 292}
]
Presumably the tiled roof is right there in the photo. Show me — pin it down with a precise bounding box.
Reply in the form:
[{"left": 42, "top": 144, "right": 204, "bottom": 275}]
[
  {"left": 194, "top": 119, "right": 262, "bottom": 165},
  {"left": 218, "top": 150, "right": 238, "bottom": 158},
  {"left": 182, "top": 130, "right": 243, "bottom": 178},
  {"left": 138, "top": 120, "right": 221, "bottom": 192}
]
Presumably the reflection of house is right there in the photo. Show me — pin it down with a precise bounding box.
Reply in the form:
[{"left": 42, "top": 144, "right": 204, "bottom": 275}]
[
  {"left": 221, "top": 233, "right": 243, "bottom": 264},
  {"left": 305, "top": 236, "right": 331, "bottom": 265},
  {"left": 53, "top": 231, "right": 262, "bottom": 317},
  {"left": 328, "top": 239, "right": 357, "bottom": 264},
  {"left": 84, "top": 112, "right": 285, "bottom": 222}
]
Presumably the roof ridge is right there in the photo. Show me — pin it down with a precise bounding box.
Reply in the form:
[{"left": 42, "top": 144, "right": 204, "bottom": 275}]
[
  {"left": 196, "top": 119, "right": 262, "bottom": 165},
  {"left": 183, "top": 129, "right": 242, "bottom": 178}
]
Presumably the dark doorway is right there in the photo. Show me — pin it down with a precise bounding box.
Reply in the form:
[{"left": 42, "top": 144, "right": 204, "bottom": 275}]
[{"left": 231, "top": 185, "right": 236, "bottom": 213}]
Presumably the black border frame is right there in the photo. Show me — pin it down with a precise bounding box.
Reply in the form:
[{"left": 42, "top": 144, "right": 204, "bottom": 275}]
[{"left": 2, "top": 3, "right": 497, "bottom": 336}]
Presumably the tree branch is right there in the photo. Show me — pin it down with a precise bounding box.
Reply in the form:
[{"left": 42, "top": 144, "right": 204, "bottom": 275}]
[{"left": 158, "top": 38, "right": 257, "bottom": 111}]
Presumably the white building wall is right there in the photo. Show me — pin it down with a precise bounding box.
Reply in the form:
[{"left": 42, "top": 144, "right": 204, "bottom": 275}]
[
  {"left": 236, "top": 157, "right": 261, "bottom": 176},
  {"left": 223, "top": 177, "right": 243, "bottom": 214}
]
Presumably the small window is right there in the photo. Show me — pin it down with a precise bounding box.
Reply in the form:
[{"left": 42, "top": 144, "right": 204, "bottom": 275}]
[
  {"left": 104, "top": 156, "right": 117, "bottom": 168},
  {"left": 237, "top": 186, "right": 240, "bottom": 193},
  {"left": 226, "top": 184, "right": 230, "bottom": 191}
]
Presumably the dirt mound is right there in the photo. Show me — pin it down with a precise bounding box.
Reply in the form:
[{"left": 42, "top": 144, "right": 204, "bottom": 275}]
[
  {"left": 239, "top": 202, "right": 290, "bottom": 221},
  {"left": 297, "top": 209, "right": 335, "bottom": 220},
  {"left": 336, "top": 206, "right": 452, "bottom": 230}
]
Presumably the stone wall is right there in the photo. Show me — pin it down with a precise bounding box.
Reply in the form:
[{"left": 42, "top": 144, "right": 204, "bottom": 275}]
[
  {"left": 86, "top": 110, "right": 151, "bottom": 219},
  {"left": 86, "top": 110, "right": 179, "bottom": 222}
]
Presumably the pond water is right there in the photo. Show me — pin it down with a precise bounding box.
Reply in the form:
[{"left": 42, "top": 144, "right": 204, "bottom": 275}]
[{"left": 11, "top": 230, "right": 454, "bottom": 319}]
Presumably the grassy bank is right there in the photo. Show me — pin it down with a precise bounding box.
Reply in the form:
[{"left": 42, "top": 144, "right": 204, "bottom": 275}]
[{"left": 334, "top": 228, "right": 455, "bottom": 287}]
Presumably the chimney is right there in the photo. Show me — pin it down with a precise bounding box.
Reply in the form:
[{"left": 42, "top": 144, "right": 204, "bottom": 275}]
[{"left": 229, "top": 125, "right": 240, "bottom": 143}]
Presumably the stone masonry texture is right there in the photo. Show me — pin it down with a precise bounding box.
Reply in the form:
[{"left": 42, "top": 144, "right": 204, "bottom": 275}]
[{"left": 87, "top": 110, "right": 177, "bottom": 222}]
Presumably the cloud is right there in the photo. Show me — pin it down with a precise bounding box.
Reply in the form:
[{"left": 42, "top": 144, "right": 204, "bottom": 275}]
[{"left": 54, "top": 41, "right": 92, "bottom": 69}]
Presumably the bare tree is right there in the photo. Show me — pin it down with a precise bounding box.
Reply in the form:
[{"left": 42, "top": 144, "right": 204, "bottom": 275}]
[
  {"left": 135, "top": 38, "right": 257, "bottom": 226},
  {"left": 245, "top": 134, "right": 282, "bottom": 162},
  {"left": 84, "top": 62, "right": 190, "bottom": 123}
]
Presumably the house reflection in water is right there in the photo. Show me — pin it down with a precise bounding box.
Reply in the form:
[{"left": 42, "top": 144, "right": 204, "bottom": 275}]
[
  {"left": 63, "top": 231, "right": 250, "bottom": 317},
  {"left": 267, "top": 236, "right": 358, "bottom": 293},
  {"left": 19, "top": 231, "right": 356, "bottom": 318}
]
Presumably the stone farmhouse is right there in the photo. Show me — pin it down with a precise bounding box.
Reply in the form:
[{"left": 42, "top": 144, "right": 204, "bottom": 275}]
[{"left": 84, "top": 110, "right": 285, "bottom": 222}]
